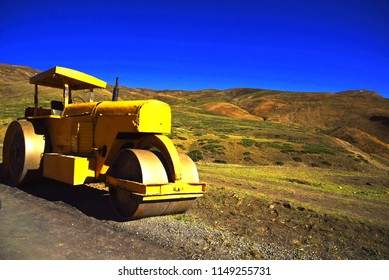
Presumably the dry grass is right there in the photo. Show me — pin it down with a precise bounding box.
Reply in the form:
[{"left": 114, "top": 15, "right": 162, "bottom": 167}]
[{"left": 188, "top": 163, "right": 389, "bottom": 259}]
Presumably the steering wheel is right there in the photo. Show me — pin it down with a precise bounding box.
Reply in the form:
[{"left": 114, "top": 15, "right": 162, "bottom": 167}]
[{"left": 72, "top": 96, "right": 86, "bottom": 103}]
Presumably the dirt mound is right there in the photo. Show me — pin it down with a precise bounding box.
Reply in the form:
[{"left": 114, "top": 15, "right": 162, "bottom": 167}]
[{"left": 202, "top": 102, "right": 263, "bottom": 120}]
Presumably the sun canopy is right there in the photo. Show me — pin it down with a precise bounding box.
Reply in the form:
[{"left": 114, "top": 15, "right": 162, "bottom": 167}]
[{"left": 29, "top": 66, "right": 107, "bottom": 90}]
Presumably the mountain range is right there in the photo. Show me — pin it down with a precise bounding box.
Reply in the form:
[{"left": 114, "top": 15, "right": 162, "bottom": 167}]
[{"left": 1, "top": 63, "right": 388, "bottom": 169}]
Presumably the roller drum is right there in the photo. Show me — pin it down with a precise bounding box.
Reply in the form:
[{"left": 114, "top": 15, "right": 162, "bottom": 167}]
[
  {"left": 108, "top": 148, "right": 199, "bottom": 220},
  {"left": 3, "top": 120, "right": 45, "bottom": 186}
]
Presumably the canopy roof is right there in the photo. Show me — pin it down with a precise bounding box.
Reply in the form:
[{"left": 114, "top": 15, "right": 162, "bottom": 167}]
[{"left": 29, "top": 66, "right": 107, "bottom": 90}]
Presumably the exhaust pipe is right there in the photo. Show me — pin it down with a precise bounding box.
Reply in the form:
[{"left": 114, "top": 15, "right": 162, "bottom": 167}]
[{"left": 112, "top": 77, "right": 119, "bottom": 101}]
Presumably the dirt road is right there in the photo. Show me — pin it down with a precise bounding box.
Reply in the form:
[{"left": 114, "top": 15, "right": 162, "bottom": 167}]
[{"left": 0, "top": 169, "right": 184, "bottom": 260}]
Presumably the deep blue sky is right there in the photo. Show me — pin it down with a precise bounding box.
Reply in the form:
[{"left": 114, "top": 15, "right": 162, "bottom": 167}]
[{"left": 1, "top": 0, "right": 389, "bottom": 97}]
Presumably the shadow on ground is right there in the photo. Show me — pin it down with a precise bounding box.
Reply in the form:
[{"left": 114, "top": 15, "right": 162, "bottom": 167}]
[{"left": 0, "top": 162, "right": 120, "bottom": 221}]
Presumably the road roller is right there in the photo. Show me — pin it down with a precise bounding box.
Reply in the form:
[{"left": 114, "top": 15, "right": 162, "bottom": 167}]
[{"left": 2, "top": 66, "right": 205, "bottom": 220}]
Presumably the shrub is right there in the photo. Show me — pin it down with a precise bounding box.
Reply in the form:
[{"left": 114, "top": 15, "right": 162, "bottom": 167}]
[
  {"left": 354, "top": 156, "right": 368, "bottom": 163},
  {"left": 202, "top": 143, "right": 225, "bottom": 154},
  {"left": 281, "top": 144, "right": 295, "bottom": 153},
  {"left": 292, "top": 157, "right": 303, "bottom": 162},
  {"left": 244, "top": 156, "right": 254, "bottom": 162},
  {"left": 175, "top": 143, "right": 185, "bottom": 150},
  {"left": 187, "top": 150, "right": 203, "bottom": 162},
  {"left": 213, "top": 159, "right": 227, "bottom": 164},
  {"left": 254, "top": 142, "right": 263, "bottom": 148},
  {"left": 239, "top": 138, "right": 256, "bottom": 147}
]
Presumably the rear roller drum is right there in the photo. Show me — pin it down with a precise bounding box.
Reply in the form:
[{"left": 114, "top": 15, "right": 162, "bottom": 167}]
[{"left": 3, "top": 120, "right": 46, "bottom": 186}]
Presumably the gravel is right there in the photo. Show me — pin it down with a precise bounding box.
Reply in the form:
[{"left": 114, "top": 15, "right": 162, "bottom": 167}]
[{"left": 110, "top": 215, "right": 300, "bottom": 260}]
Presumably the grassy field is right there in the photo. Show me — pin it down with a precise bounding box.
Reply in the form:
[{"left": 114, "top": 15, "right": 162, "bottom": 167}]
[
  {"left": 184, "top": 163, "right": 389, "bottom": 259},
  {"left": 1, "top": 64, "right": 389, "bottom": 259}
]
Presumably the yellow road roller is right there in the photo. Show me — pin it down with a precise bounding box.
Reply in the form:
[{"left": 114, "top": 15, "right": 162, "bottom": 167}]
[{"left": 2, "top": 66, "right": 205, "bottom": 220}]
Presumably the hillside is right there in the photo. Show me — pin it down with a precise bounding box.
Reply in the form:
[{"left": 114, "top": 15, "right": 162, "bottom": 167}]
[
  {"left": 0, "top": 64, "right": 39, "bottom": 83},
  {"left": 107, "top": 80, "right": 389, "bottom": 169},
  {"left": 1, "top": 63, "right": 388, "bottom": 171}
]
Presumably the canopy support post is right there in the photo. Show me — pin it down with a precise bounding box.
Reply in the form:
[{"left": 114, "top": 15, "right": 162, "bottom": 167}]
[{"left": 34, "top": 84, "right": 38, "bottom": 116}]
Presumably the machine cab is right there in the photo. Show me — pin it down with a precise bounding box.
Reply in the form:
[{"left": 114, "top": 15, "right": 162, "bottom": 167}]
[{"left": 27, "top": 66, "right": 107, "bottom": 118}]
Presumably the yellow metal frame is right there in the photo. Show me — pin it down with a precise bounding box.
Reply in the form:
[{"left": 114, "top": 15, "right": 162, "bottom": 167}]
[
  {"left": 29, "top": 66, "right": 106, "bottom": 116},
  {"left": 106, "top": 176, "right": 205, "bottom": 201},
  {"left": 43, "top": 153, "right": 95, "bottom": 185},
  {"left": 30, "top": 66, "right": 106, "bottom": 89}
]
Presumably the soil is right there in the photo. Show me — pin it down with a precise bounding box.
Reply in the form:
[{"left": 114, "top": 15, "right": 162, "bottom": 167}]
[{"left": 193, "top": 169, "right": 389, "bottom": 260}]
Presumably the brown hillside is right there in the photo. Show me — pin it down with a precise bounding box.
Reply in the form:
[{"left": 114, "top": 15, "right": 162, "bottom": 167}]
[
  {"left": 225, "top": 91, "right": 389, "bottom": 158},
  {"left": 0, "top": 64, "right": 40, "bottom": 83},
  {"left": 331, "top": 127, "right": 389, "bottom": 158},
  {"left": 336, "top": 89, "right": 384, "bottom": 99},
  {"left": 201, "top": 102, "right": 263, "bottom": 121}
]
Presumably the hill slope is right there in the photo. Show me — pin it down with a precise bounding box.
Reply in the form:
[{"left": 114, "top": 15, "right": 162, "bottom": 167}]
[
  {"left": 0, "top": 63, "right": 39, "bottom": 83},
  {"left": 1, "top": 63, "right": 388, "bottom": 170},
  {"left": 111, "top": 79, "right": 389, "bottom": 163}
]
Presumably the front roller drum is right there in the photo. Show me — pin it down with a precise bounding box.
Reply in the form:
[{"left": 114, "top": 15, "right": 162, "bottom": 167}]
[
  {"left": 108, "top": 148, "right": 198, "bottom": 220},
  {"left": 2, "top": 120, "right": 46, "bottom": 186},
  {"left": 109, "top": 188, "right": 195, "bottom": 220}
]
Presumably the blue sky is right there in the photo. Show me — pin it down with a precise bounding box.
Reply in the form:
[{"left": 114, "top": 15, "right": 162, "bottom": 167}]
[{"left": 1, "top": 0, "right": 389, "bottom": 97}]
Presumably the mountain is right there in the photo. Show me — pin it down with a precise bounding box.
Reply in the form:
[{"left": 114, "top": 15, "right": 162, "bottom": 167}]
[
  {"left": 1, "top": 63, "right": 388, "bottom": 170},
  {"left": 111, "top": 83, "right": 389, "bottom": 161}
]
